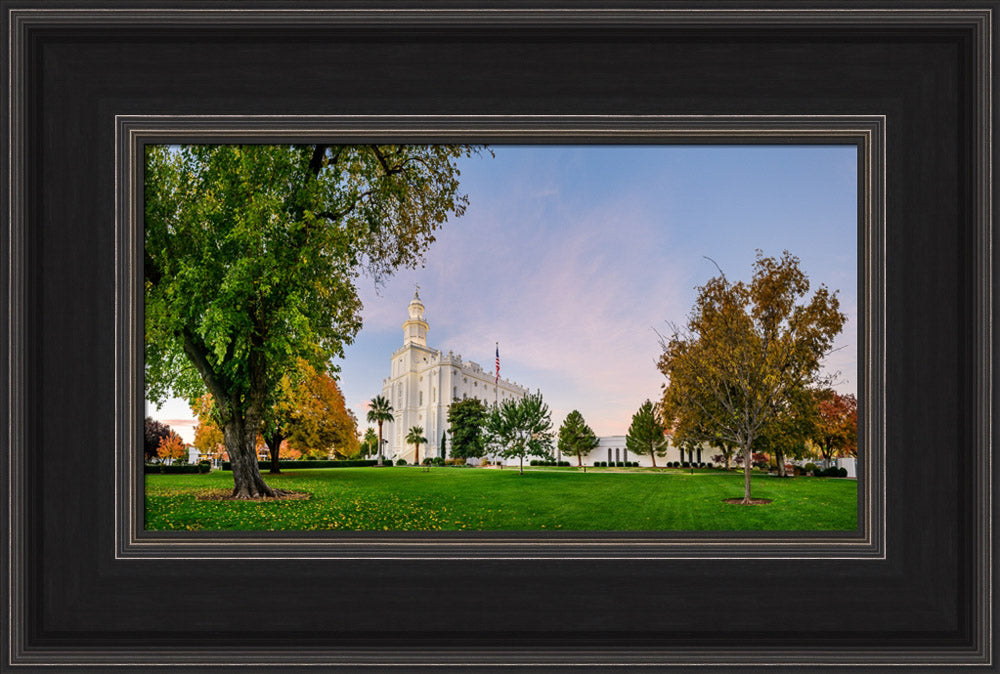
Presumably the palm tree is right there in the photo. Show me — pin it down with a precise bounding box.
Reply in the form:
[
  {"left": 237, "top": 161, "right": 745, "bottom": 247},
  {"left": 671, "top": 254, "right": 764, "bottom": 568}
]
[
  {"left": 367, "top": 395, "right": 394, "bottom": 467},
  {"left": 406, "top": 426, "right": 427, "bottom": 466}
]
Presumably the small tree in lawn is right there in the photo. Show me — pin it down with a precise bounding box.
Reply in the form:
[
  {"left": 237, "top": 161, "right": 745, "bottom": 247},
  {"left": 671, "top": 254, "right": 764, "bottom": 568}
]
[
  {"left": 367, "top": 395, "right": 394, "bottom": 467},
  {"left": 439, "top": 430, "right": 448, "bottom": 461},
  {"left": 156, "top": 432, "right": 187, "bottom": 463},
  {"left": 405, "top": 426, "right": 427, "bottom": 465},
  {"left": 447, "top": 397, "right": 488, "bottom": 460},
  {"left": 360, "top": 427, "right": 379, "bottom": 458},
  {"left": 557, "top": 410, "right": 599, "bottom": 467},
  {"left": 625, "top": 400, "right": 668, "bottom": 468},
  {"left": 144, "top": 417, "right": 175, "bottom": 462},
  {"left": 658, "top": 250, "right": 846, "bottom": 504},
  {"left": 484, "top": 392, "right": 554, "bottom": 474}
]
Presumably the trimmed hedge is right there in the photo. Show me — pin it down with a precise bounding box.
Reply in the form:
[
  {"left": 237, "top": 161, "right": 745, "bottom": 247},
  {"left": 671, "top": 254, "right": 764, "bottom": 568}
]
[
  {"left": 221, "top": 459, "right": 389, "bottom": 471},
  {"left": 811, "top": 466, "right": 849, "bottom": 478},
  {"left": 145, "top": 463, "right": 207, "bottom": 474}
]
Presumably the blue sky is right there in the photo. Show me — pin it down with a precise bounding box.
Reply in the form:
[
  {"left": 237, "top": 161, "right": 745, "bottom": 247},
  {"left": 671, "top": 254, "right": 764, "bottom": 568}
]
[{"left": 148, "top": 144, "right": 858, "bottom": 442}]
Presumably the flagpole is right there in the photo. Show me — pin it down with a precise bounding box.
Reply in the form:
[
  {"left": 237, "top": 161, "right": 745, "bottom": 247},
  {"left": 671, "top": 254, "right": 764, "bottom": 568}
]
[{"left": 495, "top": 341, "right": 500, "bottom": 469}]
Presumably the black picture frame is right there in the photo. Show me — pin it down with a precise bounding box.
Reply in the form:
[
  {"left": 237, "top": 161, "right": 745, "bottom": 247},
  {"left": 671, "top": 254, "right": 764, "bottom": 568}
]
[{"left": 3, "top": 3, "right": 995, "bottom": 670}]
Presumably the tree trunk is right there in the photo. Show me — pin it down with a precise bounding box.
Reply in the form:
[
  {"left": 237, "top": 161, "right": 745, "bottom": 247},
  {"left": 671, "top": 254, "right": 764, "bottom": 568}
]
[
  {"left": 376, "top": 423, "right": 384, "bottom": 467},
  {"left": 225, "top": 416, "right": 276, "bottom": 498},
  {"left": 414, "top": 443, "right": 420, "bottom": 466},
  {"left": 650, "top": 448, "right": 656, "bottom": 468},
  {"left": 775, "top": 448, "right": 787, "bottom": 477},
  {"left": 519, "top": 456, "right": 523, "bottom": 475},
  {"left": 741, "top": 442, "right": 753, "bottom": 504},
  {"left": 264, "top": 431, "right": 284, "bottom": 474},
  {"left": 577, "top": 454, "right": 582, "bottom": 467}
]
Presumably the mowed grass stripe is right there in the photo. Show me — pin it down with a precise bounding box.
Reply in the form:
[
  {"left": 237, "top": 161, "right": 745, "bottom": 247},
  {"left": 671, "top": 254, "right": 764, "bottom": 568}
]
[{"left": 144, "top": 467, "right": 857, "bottom": 532}]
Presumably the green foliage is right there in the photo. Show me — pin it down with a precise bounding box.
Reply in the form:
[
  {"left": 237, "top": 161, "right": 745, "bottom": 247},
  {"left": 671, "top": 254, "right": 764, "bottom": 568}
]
[
  {"left": 144, "top": 143, "right": 482, "bottom": 495},
  {"left": 483, "top": 392, "right": 554, "bottom": 470},
  {"left": 625, "top": 400, "right": 668, "bottom": 465},
  {"left": 753, "top": 384, "right": 818, "bottom": 472},
  {"left": 405, "top": 425, "right": 428, "bottom": 464},
  {"left": 446, "top": 397, "right": 488, "bottom": 459},
  {"left": 557, "top": 410, "right": 600, "bottom": 466},
  {"left": 360, "top": 427, "right": 379, "bottom": 458}
]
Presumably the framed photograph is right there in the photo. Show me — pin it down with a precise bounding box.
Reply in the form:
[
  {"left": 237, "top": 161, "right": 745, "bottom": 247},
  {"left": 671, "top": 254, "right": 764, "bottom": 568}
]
[{"left": 4, "top": 3, "right": 995, "bottom": 670}]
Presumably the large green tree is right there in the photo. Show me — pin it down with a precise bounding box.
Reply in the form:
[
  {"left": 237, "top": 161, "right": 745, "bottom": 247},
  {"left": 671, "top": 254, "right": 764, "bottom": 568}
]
[
  {"left": 484, "top": 393, "right": 554, "bottom": 474},
  {"left": 625, "top": 400, "right": 668, "bottom": 468},
  {"left": 446, "top": 397, "right": 488, "bottom": 460},
  {"left": 557, "top": 410, "right": 599, "bottom": 467},
  {"left": 145, "top": 144, "right": 480, "bottom": 497},
  {"left": 658, "top": 251, "right": 846, "bottom": 503}
]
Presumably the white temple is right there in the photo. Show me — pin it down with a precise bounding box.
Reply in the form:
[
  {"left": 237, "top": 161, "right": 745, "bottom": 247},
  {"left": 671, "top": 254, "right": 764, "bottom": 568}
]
[{"left": 379, "top": 290, "right": 529, "bottom": 463}]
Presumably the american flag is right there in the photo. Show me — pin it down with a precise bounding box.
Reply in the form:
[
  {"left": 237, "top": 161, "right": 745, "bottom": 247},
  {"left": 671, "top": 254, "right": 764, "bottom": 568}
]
[{"left": 495, "top": 343, "right": 500, "bottom": 384}]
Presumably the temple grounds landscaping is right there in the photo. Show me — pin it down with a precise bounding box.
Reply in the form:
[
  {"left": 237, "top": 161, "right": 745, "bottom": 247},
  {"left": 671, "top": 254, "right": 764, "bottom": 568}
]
[{"left": 144, "top": 466, "right": 857, "bottom": 531}]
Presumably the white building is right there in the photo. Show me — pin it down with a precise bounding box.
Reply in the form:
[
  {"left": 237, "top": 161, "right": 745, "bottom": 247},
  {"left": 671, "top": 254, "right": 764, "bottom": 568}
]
[
  {"left": 380, "top": 291, "right": 529, "bottom": 464},
  {"left": 562, "top": 435, "right": 715, "bottom": 468}
]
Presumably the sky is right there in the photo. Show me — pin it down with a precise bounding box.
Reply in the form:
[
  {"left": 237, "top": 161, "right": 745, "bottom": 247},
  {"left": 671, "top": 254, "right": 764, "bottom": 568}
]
[{"left": 146, "top": 144, "right": 858, "bottom": 443}]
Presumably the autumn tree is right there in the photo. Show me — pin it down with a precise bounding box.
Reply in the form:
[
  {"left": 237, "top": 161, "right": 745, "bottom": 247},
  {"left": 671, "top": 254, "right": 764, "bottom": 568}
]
[
  {"left": 156, "top": 432, "right": 186, "bottom": 463},
  {"left": 143, "top": 417, "right": 174, "bottom": 462},
  {"left": 405, "top": 426, "right": 428, "bottom": 465},
  {"left": 557, "top": 410, "right": 599, "bottom": 467},
  {"left": 625, "top": 400, "right": 668, "bottom": 468},
  {"left": 190, "top": 394, "right": 225, "bottom": 464},
  {"left": 658, "top": 251, "right": 846, "bottom": 504},
  {"left": 813, "top": 389, "right": 858, "bottom": 464},
  {"left": 446, "top": 397, "right": 488, "bottom": 460},
  {"left": 483, "top": 393, "right": 554, "bottom": 474},
  {"left": 145, "top": 144, "right": 481, "bottom": 497},
  {"left": 283, "top": 360, "right": 359, "bottom": 460},
  {"left": 366, "top": 395, "right": 394, "bottom": 467}
]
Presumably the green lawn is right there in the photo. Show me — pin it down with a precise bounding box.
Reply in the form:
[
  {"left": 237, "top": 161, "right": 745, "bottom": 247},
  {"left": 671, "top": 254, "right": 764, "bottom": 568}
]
[{"left": 145, "top": 466, "right": 857, "bottom": 532}]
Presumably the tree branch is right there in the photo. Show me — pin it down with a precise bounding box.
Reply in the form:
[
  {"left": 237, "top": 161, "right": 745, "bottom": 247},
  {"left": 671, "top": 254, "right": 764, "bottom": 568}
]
[
  {"left": 181, "top": 329, "right": 229, "bottom": 417},
  {"left": 308, "top": 145, "right": 328, "bottom": 177}
]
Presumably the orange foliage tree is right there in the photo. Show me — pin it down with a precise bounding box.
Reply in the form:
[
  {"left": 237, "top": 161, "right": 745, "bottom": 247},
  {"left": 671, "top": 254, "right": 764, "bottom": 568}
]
[
  {"left": 191, "top": 394, "right": 226, "bottom": 463},
  {"left": 283, "top": 359, "right": 360, "bottom": 459},
  {"left": 156, "top": 433, "right": 187, "bottom": 462},
  {"left": 813, "top": 389, "right": 858, "bottom": 463}
]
